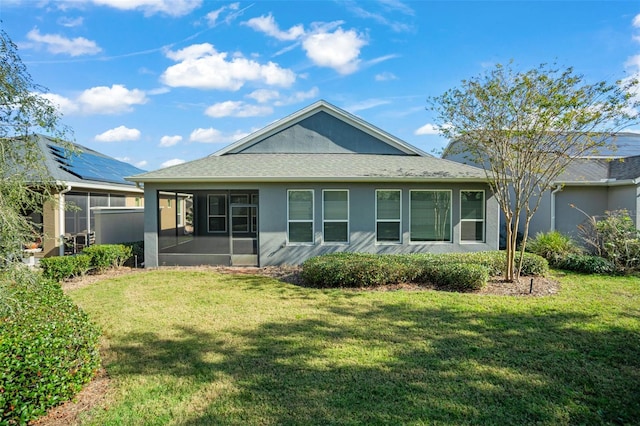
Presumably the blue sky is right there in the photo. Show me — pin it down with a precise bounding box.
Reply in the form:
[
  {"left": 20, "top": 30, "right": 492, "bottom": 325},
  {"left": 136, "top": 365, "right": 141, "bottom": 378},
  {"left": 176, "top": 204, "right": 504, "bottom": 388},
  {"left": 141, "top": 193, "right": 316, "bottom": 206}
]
[{"left": 2, "top": 1, "right": 640, "bottom": 171}]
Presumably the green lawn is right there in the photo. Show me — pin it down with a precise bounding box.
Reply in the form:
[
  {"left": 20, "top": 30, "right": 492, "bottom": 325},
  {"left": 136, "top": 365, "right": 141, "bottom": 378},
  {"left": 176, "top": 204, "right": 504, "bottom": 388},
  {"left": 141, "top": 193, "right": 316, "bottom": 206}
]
[{"left": 68, "top": 270, "right": 640, "bottom": 425}]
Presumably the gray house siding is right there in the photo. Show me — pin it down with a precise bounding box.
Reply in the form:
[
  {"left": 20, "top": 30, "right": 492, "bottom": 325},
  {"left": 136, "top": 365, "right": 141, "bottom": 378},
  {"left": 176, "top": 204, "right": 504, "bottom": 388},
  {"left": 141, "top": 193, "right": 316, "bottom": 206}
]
[{"left": 142, "top": 181, "right": 499, "bottom": 267}]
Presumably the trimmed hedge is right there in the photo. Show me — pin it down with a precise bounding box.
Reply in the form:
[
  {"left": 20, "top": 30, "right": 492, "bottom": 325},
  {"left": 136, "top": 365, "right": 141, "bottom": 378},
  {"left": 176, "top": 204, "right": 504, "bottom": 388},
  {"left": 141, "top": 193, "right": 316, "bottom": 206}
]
[
  {"left": 82, "top": 244, "right": 132, "bottom": 272},
  {"left": 301, "top": 251, "right": 548, "bottom": 290},
  {"left": 39, "top": 254, "right": 91, "bottom": 282},
  {"left": 555, "top": 254, "right": 617, "bottom": 275},
  {"left": 0, "top": 266, "right": 100, "bottom": 424},
  {"left": 40, "top": 244, "right": 134, "bottom": 281}
]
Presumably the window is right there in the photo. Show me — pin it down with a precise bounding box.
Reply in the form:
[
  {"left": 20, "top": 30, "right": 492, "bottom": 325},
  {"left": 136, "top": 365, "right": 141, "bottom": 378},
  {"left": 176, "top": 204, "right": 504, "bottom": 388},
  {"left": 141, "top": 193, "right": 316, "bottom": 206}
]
[
  {"left": 376, "top": 190, "right": 401, "bottom": 243},
  {"left": 410, "top": 190, "right": 452, "bottom": 242},
  {"left": 288, "top": 190, "right": 314, "bottom": 244},
  {"left": 177, "top": 198, "right": 183, "bottom": 227},
  {"left": 323, "top": 190, "right": 349, "bottom": 243},
  {"left": 207, "top": 194, "right": 227, "bottom": 233},
  {"left": 460, "top": 190, "right": 485, "bottom": 242},
  {"left": 231, "top": 194, "right": 250, "bottom": 233}
]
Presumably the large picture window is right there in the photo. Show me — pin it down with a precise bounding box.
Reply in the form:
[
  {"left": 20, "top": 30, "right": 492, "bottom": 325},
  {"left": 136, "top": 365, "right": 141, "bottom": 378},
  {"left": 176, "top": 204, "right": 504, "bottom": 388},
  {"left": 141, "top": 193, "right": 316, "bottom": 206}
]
[
  {"left": 207, "top": 194, "right": 227, "bottom": 233},
  {"left": 288, "top": 190, "right": 314, "bottom": 244},
  {"left": 323, "top": 190, "right": 349, "bottom": 243},
  {"left": 460, "top": 190, "right": 485, "bottom": 242},
  {"left": 410, "top": 190, "right": 452, "bottom": 242},
  {"left": 376, "top": 189, "right": 401, "bottom": 243}
]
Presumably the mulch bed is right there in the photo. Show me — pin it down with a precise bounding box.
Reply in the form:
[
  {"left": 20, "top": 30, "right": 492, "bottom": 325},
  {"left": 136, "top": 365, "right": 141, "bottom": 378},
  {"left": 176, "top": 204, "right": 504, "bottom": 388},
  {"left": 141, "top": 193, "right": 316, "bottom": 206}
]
[{"left": 40, "top": 266, "right": 558, "bottom": 425}]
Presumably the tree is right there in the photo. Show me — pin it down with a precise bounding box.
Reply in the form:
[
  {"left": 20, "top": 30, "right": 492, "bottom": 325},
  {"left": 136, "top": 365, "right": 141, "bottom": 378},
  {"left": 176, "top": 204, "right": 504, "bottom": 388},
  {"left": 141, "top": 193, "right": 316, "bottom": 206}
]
[
  {"left": 429, "top": 62, "right": 639, "bottom": 281},
  {"left": 0, "top": 28, "right": 70, "bottom": 262}
]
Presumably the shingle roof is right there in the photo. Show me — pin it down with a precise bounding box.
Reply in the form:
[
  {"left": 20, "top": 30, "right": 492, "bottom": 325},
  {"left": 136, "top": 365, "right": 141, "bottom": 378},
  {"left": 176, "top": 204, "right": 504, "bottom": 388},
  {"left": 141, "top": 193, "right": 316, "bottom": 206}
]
[{"left": 129, "top": 153, "right": 487, "bottom": 183}]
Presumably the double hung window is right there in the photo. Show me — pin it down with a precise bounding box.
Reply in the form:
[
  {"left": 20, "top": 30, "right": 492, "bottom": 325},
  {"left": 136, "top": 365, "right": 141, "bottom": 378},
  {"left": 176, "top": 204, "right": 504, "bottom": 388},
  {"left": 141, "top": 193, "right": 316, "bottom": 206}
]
[
  {"left": 460, "top": 190, "right": 485, "bottom": 242},
  {"left": 376, "top": 190, "right": 401, "bottom": 243},
  {"left": 288, "top": 190, "right": 314, "bottom": 244},
  {"left": 323, "top": 190, "right": 349, "bottom": 243}
]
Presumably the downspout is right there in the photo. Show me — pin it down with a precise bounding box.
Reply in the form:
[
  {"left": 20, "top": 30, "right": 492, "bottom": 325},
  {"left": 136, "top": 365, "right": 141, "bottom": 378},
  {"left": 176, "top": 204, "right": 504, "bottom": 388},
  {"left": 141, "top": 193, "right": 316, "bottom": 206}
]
[
  {"left": 58, "top": 185, "right": 72, "bottom": 256},
  {"left": 550, "top": 185, "right": 563, "bottom": 232}
]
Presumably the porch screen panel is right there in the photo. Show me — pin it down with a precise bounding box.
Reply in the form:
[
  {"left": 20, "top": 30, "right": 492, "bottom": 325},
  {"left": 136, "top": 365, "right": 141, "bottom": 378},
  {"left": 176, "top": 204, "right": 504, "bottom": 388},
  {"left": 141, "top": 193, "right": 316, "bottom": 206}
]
[
  {"left": 460, "top": 190, "right": 485, "bottom": 242},
  {"left": 410, "top": 190, "right": 452, "bottom": 242},
  {"left": 288, "top": 190, "right": 314, "bottom": 244},
  {"left": 376, "top": 190, "right": 401, "bottom": 243},
  {"left": 64, "top": 192, "right": 88, "bottom": 235},
  {"left": 208, "top": 194, "right": 227, "bottom": 233},
  {"left": 323, "top": 190, "right": 348, "bottom": 243}
]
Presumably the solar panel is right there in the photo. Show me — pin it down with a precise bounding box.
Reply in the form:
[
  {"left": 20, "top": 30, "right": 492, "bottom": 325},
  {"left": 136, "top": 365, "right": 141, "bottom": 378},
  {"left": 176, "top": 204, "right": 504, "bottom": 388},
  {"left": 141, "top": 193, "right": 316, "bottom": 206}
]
[{"left": 47, "top": 144, "right": 145, "bottom": 185}]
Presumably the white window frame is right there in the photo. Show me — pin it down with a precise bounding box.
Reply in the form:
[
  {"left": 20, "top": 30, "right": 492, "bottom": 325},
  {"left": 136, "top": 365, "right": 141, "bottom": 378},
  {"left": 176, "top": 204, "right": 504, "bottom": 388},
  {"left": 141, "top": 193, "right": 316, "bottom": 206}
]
[
  {"left": 409, "top": 189, "right": 452, "bottom": 243},
  {"left": 207, "top": 193, "right": 227, "bottom": 233},
  {"left": 287, "top": 189, "right": 314, "bottom": 245},
  {"left": 460, "top": 189, "right": 485, "bottom": 243},
  {"left": 375, "top": 189, "right": 402, "bottom": 244},
  {"left": 322, "top": 189, "right": 349, "bottom": 245}
]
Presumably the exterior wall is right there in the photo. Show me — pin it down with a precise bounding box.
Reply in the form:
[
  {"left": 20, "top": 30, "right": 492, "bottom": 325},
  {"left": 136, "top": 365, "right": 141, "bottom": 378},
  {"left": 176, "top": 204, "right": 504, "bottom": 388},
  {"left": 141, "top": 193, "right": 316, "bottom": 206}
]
[
  {"left": 41, "top": 197, "right": 61, "bottom": 257},
  {"left": 143, "top": 181, "right": 499, "bottom": 267},
  {"left": 555, "top": 187, "right": 608, "bottom": 237},
  {"left": 93, "top": 208, "right": 144, "bottom": 244},
  {"left": 608, "top": 185, "right": 637, "bottom": 225}
]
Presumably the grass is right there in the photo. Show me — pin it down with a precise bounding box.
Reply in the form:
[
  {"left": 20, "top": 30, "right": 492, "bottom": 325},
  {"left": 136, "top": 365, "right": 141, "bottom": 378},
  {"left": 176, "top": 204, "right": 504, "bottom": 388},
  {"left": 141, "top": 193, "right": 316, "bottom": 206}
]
[{"left": 68, "top": 270, "right": 640, "bottom": 425}]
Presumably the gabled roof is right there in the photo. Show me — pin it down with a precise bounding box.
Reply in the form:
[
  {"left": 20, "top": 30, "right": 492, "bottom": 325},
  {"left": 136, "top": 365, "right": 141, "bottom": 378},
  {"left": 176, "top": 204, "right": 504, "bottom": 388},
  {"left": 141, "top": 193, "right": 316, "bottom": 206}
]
[
  {"left": 131, "top": 101, "right": 488, "bottom": 184},
  {"left": 213, "top": 100, "right": 430, "bottom": 157},
  {"left": 32, "top": 134, "right": 145, "bottom": 190},
  {"left": 128, "top": 153, "right": 487, "bottom": 183}
]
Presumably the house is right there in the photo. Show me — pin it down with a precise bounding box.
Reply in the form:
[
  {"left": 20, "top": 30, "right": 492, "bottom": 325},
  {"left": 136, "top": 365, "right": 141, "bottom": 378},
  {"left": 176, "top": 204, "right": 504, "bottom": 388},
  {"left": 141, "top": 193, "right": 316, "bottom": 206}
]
[
  {"left": 22, "top": 134, "right": 145, "bottom": 258},
  {"left": 128, "top": 100, "right": 500, "bottom": 268},
  {"left": 442, "top": 132, "right": 640, "bottom": 239}
]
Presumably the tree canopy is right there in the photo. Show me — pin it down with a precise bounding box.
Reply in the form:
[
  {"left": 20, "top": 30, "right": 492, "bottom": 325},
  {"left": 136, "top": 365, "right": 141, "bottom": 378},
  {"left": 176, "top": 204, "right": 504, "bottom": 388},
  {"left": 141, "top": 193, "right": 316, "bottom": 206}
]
[
  {"left": 430, "top": 61, "right": 639, "bottom": 281},
  {"left": 0, "top": 28, "right": 70, "bottom": 262}
]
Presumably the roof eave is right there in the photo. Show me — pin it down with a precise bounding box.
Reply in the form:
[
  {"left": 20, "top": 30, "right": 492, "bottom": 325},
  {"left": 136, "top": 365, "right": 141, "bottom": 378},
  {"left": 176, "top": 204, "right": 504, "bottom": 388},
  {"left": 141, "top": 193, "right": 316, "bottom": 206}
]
[{"left": 129, "top": 176, "right": 489, "bottom": 184}]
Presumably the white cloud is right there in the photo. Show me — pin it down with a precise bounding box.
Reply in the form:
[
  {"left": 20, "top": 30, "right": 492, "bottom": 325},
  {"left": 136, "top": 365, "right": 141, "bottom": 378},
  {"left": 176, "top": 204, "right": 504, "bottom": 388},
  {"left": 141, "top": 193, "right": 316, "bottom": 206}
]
[
  {"left": 39, "top": 92, "right": 80, "bottom": 115},
  {"left": 161, "top": 43, "right": 296, "bottom": 90},
  {"left": 206, "top": 2, "right": 239, "bottom": 26},
  {"left": 189, "top": 127, "right": 249, "bottom": 143},
  {"left": 91, "top": 0, "right": 202, "bottom": 17},
  {"left": 135, "top": 160, "right": 148, "bottom": 169},
  {"left": 414, "top": 123, "right": 452, "bottom": 136},
  {"left": 159, "top": 135, "right": 182, "bottom": 147},
  {"left": 161, "top": 158, "right": 186, "bottom": 168},
  {"left": 375, "top": 72, "right": 398, "bottom": 81},
  {"left": 57, "top": 17, "right": 84, "bottom": 27},
  {"left": 302, "top": 28, "right": 367, "bottom": 74},
  {"left": 205, "top": 101, "right": 272, "bottom": 118},
  {"left": 633, "top": 14, "right": 640, "bottom": 28},
  {"left": 244, "top": 13, "right": 304, "bottom": 41},
  {"left": 274, "top": 87, "right": 320, "bottom": 106},
  {"left": 347, "top": 99, "right": 391, "bottom": 112},
  {"left": 77, "top": 84, "right": 148, "bottom": 115},
  {"left": 26, "top": 28, "right": 101, "bottom": 56},
  {"left": 247, "top": 89, "right": 280, "bottom": 103},
  {"left": 95, "top": 125, "right": 141, "bottom": 142}
]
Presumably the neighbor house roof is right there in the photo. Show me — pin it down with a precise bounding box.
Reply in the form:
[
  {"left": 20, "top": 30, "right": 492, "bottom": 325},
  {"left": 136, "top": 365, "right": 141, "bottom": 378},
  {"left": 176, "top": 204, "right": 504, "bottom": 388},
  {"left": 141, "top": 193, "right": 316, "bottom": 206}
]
[{"left": 31, "top": 134, "right": 145, "bottom": 191}]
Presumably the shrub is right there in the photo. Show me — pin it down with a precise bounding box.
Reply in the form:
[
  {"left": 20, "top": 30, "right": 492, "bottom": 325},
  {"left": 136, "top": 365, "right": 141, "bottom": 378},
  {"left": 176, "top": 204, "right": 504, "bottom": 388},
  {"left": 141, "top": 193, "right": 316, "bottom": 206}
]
[
  {"left": 301, "top": 252, "right": 490, "bottom": 290},
  {"left": 40, "top": 254, "right": 91, "bottom": 282},
  {"left": 526, "top": 231, "right": 582, "bottom": 266},
  {"left": 0, "top": 266, "right": 100, "bottom": 424},
  {"left": 301, "top": 253, "right": 421, "bottom": 288},
  {"left": 82, "top": 244, "right": 133, "bottom": 272},
  {"left": 122, "top": 241, "right": 144, "bottom": 267},
  {"left": 419, "top": 251, "right": 548, "bottom": 277},
  {"left": 555, "top": 254, "right": 616, "bottom": 275}
]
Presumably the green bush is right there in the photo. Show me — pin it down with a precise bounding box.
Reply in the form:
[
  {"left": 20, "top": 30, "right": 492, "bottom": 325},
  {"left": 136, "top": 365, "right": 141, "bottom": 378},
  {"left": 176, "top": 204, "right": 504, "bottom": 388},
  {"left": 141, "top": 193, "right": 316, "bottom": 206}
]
[
  {"left": 301, "top": 252, "right": 492, "bottom": 290},
  {"left": 82, "top": 244, "right": 133, "bottom": 272},
  {"left": 0, "top": 266, "right": 100, "bottom": 424},
  {"left": 555, "top": 254, "right": 616, "bottom": 275},
  {"left": 301, "top": 253, "right": 421, "bottom": 288},
  {"left": 39, "top": 254, "right": 91, "bottom": 282},
  {"left": 122, "top": 241, "right": 144, "bottom": 267},
  {"left": 526, "top": 231, "right": 582, "bottom": 266},
  {"left": 417, "top": 251, "right": 548, "bottom": 277}
]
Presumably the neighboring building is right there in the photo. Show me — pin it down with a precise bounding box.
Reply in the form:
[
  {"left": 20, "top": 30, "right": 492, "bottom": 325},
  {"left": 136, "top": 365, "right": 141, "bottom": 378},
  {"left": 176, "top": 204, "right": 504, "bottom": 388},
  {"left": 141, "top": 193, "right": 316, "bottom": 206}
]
[
  {"left": 23, "top": 134, "right": 145, "bottom": 258},
  {"left": 442, "top": 132, "right": 640, "bottom": 239},
  {"left": 129, "top": 100, "right": 500, "bottom": 267}
]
